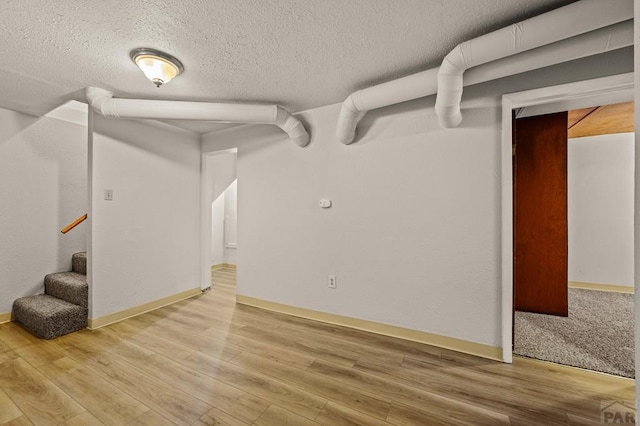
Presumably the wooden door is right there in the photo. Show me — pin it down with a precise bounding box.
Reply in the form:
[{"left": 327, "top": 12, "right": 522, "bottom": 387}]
[{"left": 514, "top": 112, "right": 568, "bottom": 317}]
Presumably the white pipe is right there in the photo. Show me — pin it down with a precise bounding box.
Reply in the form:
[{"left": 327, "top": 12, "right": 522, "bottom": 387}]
[
  {"left": 336, "top": 69, "right": 438, "bottom": 144},
  {"left": 464, "top": 20, "right": 633, "bottom": 87},
  {"left": 85, "top": 87, "right": 310, "bottom": 147},
  {"left": 336, "top": 19, "right": 632, "bottom": 145},
  {"left": 436, "top": 0, "right": 633, "bottom": 128}
]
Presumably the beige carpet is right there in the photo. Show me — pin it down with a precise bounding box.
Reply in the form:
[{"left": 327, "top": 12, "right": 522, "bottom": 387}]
[{"left": 514, "top": 288, "right": 634, "bottom": 378}]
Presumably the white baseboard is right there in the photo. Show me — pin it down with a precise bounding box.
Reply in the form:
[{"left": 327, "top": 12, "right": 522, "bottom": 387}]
[
  {"left": 236, "top": 295, "right": 502, "bottom": 362},
  {"left": 88, "top": 287, "right": 201, "bottom": 329},
  {"left": 569, "top": 281, "right": 634, "bottom": 294}
]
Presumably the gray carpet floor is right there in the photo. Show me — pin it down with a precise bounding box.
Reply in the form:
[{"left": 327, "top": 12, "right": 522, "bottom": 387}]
[{"left": 514, "top": 288, "right": 634, "bottom": 378}]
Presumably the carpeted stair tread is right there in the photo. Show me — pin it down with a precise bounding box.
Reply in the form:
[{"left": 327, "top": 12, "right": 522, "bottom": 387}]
[
  {"left": 72, "top": 252, "right": 87, "bottom": 275},
  {"left": 13, "top": 295, "right": 87, "bottom": 340},
  {"left": 45, "top": 272, "right": 88, "bottom": 308}
]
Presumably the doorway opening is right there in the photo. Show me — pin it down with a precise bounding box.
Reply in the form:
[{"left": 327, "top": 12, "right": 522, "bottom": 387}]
[
  {"left": 201, "top": 148, "right": 238, "bottom": 293},
  {"left": 512, "top": 101, "right": 634, "bottom": 378},
  {"left": 500, "top": 73, "right": 635, "bottom": 376},
  {"left": 211, "top": 177, "right": 237, "bottom": 290}
]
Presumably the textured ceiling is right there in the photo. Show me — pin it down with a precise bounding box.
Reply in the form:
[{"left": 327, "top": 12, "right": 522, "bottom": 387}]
[{"left": 1, "top": 0, "right": 576, "bottom": 133}]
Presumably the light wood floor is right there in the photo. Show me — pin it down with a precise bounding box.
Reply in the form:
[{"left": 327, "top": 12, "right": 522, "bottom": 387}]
[{"left": 0, "top": 268, "right": 634, "bottom": 425}]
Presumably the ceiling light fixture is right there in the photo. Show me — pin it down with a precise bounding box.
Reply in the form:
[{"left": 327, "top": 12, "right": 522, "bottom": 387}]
[{"left": 130, "top": 48, "right": 184, "bottom": 88}]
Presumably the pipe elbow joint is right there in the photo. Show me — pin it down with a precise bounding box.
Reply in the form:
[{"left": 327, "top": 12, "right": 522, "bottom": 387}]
[
  {"left": 85, "top": 87, "right": 117, "bottom": 117},
  {"left": 435, "top": 105, "right": 463, "bottom": 128},
  {"left": 287, "top": 121, "right": 311, "bottom": 147},
  {"left": 275, "top": 106, "right": 310, "bottom": 147},
  {"left": 336, "top": 110, "right": 358, "bottom": 145},
  {"left": 336, "top": 94, "right": 365, "bottom": 145},
  {"left": 435, "top": 72, "right": 464, "bottom": 128}
]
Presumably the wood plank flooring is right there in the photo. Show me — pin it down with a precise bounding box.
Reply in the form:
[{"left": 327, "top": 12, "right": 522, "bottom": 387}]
[{"left": 0, "top": 268, "right": 634, "bottom": 425}]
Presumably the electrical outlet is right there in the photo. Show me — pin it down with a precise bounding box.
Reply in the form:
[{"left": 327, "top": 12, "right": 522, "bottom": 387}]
[{"left": 328, "top": 275, "right": 337, "bottom": 289}]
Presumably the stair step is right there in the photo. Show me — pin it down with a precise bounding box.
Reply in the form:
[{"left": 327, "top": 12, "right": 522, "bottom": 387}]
[
  {"left": 13, "top": 295, "right": 87, "bottom": 340},
  {"left": 72, "top": 252, "right": 86, "bottom": 275},
  {"left": 45, "top": 272, "right": 88, "bottom": 308}
]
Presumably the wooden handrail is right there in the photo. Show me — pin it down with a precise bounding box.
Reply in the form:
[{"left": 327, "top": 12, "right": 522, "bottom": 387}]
[{"left": 61, "top": 214, "right": 87, "bottom": 234}]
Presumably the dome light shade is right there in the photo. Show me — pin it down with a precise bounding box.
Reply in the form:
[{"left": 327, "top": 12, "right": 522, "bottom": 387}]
[{"left": 130, "top": 48, "right": 184, "bottom": 87}]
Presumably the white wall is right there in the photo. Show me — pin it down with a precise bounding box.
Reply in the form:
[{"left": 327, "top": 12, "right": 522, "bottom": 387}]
[
  {"left": 204, "top": 101, "right": 503, "bottom": 346},
  {"left": 224, "top": 179, "right": 238, "bottom": 265},
  {"left": 211, "top": 196, "right": 226, "bottom": 265},
  {"left": 0, "top": 107, "right": 87, "bottom": 314},
  {"left": 207, "top": 151, "right": 237, "bottom": 266},
  {"left": 202, "top": 48, "right": 633, "bottom": 348},
  {"left": 211, "top": 179, "right": 238, "bottom": 266},
  {"left": 210, "top": 152, "right": 237, "bottom": 202},
  {"left": 568, "top": 133, "right": 634, "bottom": 287},
  {"left": 91, "top": 117, "right": 201, "bottom": 319}
]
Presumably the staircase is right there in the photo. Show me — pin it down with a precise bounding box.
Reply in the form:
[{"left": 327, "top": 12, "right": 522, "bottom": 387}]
[{"left": 13, "top": 252, "right": 88, "bottom": 339}]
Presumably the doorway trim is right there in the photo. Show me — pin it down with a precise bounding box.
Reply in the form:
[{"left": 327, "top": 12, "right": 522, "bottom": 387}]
[{"left": 500, "top": 72, "right": 634, "bottom": 363}]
